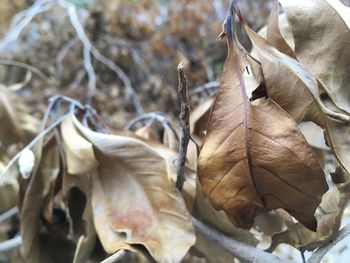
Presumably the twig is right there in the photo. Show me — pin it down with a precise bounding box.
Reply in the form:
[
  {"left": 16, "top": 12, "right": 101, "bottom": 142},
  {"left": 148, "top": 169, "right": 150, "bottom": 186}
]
[
  {"left": 58, "top": 0, "right": 97, "bottom": 99},
  {"left": 69, "top": 68, "right": 86, "bottom": 89},
  {"left": 192, "top": 217, "right": 296, "bottom": 263},
  {"left": 56, "top": 37, "right": 79, "bottom": 78},
  {"left": 0, "top": 207, "right": 18, "bottom": 223},
  {"left": 189, "top": 81, "right": 219, "bottom": 96},
  {"left": 175, "top": 62, "right": 190, "bottom": 191},
  {"left": 0, "top": 0, "right": 55, "bottom": 52},
  {"left": 0, "top": 236, "right": 22, "bottom": 253},
  {"left": 0, "top": 113, "right": 70, "bottom": 182},
  {"left": 100, "top": 250, "right": 126, "bottom": 263},
  {"left": 0, "top": 60, "right": 50, "bottom": 82},
  {"left": 90, "top": 46, "right": 144, "bottom": 114},
  {"left": 124, "top": 111, "right": 178, "bottom": 139},
  {"left": 307, "top": 223, "right": 350, "bottom": 263}
]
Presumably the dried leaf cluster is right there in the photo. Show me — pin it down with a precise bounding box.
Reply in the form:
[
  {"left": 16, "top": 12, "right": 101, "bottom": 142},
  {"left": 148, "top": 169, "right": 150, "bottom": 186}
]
[{"left": 1, "top": 0, "right": 350, "bottom": 263}]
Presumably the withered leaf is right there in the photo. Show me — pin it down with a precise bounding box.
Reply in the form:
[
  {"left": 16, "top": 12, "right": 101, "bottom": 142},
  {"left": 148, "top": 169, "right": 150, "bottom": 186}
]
[
  {"left": 243, "top": 17, "right": 350, "bottom": 181},
  {"left": 280, "top": 0, "right": 350, "bottom": 113},
  {"left": 268, "top": 182, "right": 350, "bottom": 251},
  {"left": 245, "top": 23, "right": 322, "bottom": 125},
  {"left": 71, "top": 116, "right": 195, "bottom": 263},
  {"left": 266, "top": 1, "right": 296, "bottom": 59},
  {"left": 198, "top": 16, "right": 328, "bottom": 231},
  {"left": 20, "top": 137, "right": 61, "bottom": 263},
  {"left": 61, "top": 118, "right": 97, "bottom": 263}
]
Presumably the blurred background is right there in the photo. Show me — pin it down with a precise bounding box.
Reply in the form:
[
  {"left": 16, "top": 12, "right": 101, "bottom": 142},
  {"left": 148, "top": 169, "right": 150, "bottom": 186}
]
[{"left": 0, "top": 0, "right": 275, "bottom": 128}]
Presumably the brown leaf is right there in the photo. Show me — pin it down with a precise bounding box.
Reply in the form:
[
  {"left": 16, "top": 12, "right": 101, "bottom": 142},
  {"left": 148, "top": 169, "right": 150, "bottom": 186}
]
[
  {"left": 268, "top": 182, "right": 350, "bottom": 251},
  {"left": 0, "top": 85, "right": 39, "bottom": 147},
  {"left": 243, "top": 16, "right": 350, "bottom": 181},
  {"left": 245, "top": 24, "right": 322, "bottom": 125},
  {"left": 197, "top": 16, "right": 328, "bottom": 231},
  {"left": 280, "top": 0, "right": 350, "bottom": 113},
  {"left": 71, "top": 116, "right": 195, "bottom": 263}
]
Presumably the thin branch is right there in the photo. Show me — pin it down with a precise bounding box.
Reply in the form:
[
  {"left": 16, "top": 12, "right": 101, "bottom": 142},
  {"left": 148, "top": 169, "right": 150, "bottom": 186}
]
[
  {"left": 0, "top": 113, "right": 70, "bottom": 183},
  {"left": 307, "top": 223, "right": 350, "bottom": 263},
  {"left": 0, "top": 0, "right": 54, "bottom": 52},
  {"left": 175, "top": 63, "right": 191, "bottom": 191},
  {"left": 124, "top": 111, "right": 178, "bottom": 139},
  {"left": 189, "top": 81, "right": 219, "bottom": 96},
  {"left": 90, "top": 46, "right": 144, "bottom": 114},
  {"left": 56, "top": 37, "right": 79, "bottom": 78},
  {"left": 0, "top": 207, "right": 18, "bottom": 223},
  {"left": 193, "top": 217, "right": 296, "bottom": 263},
  {"left": 0, "top": 59, "right": 51, "bottom": 82},
  {"left": 58, "top": 0, "right": 96, "bottom": 99},
  {"left": 0, "top": 236, "right": 22, "bottom": 253},
  {"left": 100, "top": 250, "right": 126, "bottom": 263}
]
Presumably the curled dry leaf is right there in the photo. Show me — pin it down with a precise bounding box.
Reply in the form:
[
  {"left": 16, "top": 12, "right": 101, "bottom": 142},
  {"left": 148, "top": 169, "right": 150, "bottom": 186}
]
[
  {"left": 243, "top": 13, "right": 350, "bottom": 181},
  {"left": 266, "top": 1, "right": 295, "bottom": 59},
  {"left": 71, "top": 115, "right": 195, "bottom": 263},
  {"left": 268, "top": 182, "right": 350, "bottom": 252},
  {"left": 197, "top": 13, "right": 328, "bottom": 231},
  {"left": 0, "top": 85, "right": 39, "bottom": 147},
  {"left": 280, "top": 0, "right": 350, "bottom": 113},
  {"left": 20, "top": 137, "right": 67, "bottom": 263},
  {"left": 245, "top": 23, "right": 322, "bottom": 125},
  {"left": 61, "top": 118, "right": 97, "bottom": 263}
]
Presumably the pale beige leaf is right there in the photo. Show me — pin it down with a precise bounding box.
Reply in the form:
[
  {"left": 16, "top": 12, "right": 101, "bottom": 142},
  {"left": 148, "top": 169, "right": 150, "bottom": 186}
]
[
  {"left": 266, "top": 1, "right": 296, "bottom": 58},
  {"left": 280, "top": 0, "right": 350, "bottom": 113},
  {"left": 72, "top": 116, "right": 195, "bottom": 263},
  {"left": 61, "top": 118, "right": 97, "bottom": 263},
  {"left": 61, "top": 118, "right": 98, "bottom": 175}
]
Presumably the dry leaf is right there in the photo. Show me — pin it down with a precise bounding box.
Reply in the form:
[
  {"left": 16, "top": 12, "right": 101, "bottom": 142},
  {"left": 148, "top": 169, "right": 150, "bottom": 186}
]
[
  {"left": 242, "top": 15, "right": 350, "bottom": 181},
  {"left": 266, "top": 1, "right": 296, "bottom": 59},
  {"left": 19, "top": 137, "right": 61, "bottom": 263},
  {"left": 71, "top": 115, "right": 195, "bottom": 263},
  {"left": 61, "top": 118, "right": 97, "bottom": 263},
  {"left": 280, "top": 0, "right": 350, "bottom": 113},
  {"left": 198, "top": 15, "right": 328, "bottom": 231},
  {"left": 268, "top": 182, "right": 350, "bottom": 251},
  {"left": 190, "top": 99, "right": 213, "bottom": 138}
]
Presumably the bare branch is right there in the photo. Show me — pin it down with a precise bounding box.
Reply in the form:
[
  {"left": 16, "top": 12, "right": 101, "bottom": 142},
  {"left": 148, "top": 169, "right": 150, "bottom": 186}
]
[
  {"left": 307, "top": 223, "right": 350, "bottom": 263},
  {"left": 193, "top": 217, "right": 296, "bottom": 263},
  {"left": 0, "top": 60, "right": 50, "bottom": 82},
  {"left": 58, "top": 0, "right": 97, "bottom": 99},
  {"left": 176, "top": 62, "right": 191, "bottom": 191},
  {"left": 0, "top": 0, "right": 54, "bottom": 52},
  {"left": 0, "top": 236, "right": 22, "bottom": 253},
  {"left": 90, "top": 46, "right": 144, "bottom": 114},
  {"left": 189, "top": 81, "right": 219, "bottom": 96},
  {"left": 0, "top": 113, "right": 70, "bottom": 183},
  {"left": 100, "top": 250, "right": 126, "bottom": 263},
  {"left": 0, "top": 207, "right": 18, "bottom": 223}
]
